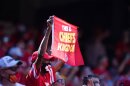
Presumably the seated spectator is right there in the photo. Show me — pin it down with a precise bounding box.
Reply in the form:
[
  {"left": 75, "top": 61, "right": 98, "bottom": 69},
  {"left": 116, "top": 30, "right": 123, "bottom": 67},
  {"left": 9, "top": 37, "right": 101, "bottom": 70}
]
[
  {"left": 16, "top": 61, "right": 30, "bottom": 85},
  {"left": 66, "top": 67, "right": 79, "bottom": 86},
  {"left": 93, "top": 55, "right": 113, "bottom": 86},
  {"left": 80, "top": 66, "right": 94, "bottom": 78},
  {"left": 0, "top": 56, "right": 24, "bottom": 86},
  {"left": 85, "top": 29, "right": 108, "bottom": 68},
  {"left": 82, "top": 75, "right": 100, "bottom": 86},
  {"left": 115, "top": 30, "right": 130, "bottom": 63},
  {"left": 93, "top": 55, "right": 109, "bottom": 75}
]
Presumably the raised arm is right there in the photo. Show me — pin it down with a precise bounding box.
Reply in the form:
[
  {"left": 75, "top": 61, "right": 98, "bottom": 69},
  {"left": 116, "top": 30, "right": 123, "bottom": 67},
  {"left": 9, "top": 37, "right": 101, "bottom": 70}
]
[
  {"left": 118, "top": 54, "right": 130, "bottom": 73},
  {"left": 34, "top": 17, "right": 52, "bottom": 70},
  {"left": 53, "top": 59, "right": 65, "bottom": 72},
  {"left": 53, "top": 54, "right": 69, "bottom": 71}
]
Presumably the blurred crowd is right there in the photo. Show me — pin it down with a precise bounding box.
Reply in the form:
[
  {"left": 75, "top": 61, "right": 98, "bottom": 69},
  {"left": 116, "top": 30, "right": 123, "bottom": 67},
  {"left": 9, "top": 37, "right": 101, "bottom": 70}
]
[{"left": 0, "top": 21, "right": 130, "bottom": 86}]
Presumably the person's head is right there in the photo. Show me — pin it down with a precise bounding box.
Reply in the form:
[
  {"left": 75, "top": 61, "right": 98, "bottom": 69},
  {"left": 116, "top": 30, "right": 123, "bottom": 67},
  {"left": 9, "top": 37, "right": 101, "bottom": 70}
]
[
  {"left": 82, "top": 66, "right": 93, "bottom": 76},
  {"left": 0, "top": 56, "right": 22, "bottom": 83},
  {"left": 83, "top": 75, "right": 100, "bottom": 86},
  {"left": 31, "top": 51, "right": 54, "bottom": 73},
  {"left": 97, "top": 55, "right": 109, "bottom": 68}
]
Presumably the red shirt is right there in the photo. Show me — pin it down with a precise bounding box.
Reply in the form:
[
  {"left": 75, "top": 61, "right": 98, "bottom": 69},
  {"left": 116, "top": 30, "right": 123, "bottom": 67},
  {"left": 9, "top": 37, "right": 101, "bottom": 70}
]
[
  {"left": 16, "top": 73, "right": 26, "bottom": 85},
  {"left": 116, "top": 76, "right": 130, "bottom": 86},
  {"left": 21, "top": 51, "right": 31, "bottom": 66},
  {"left": 93, "top": 68, "right": 106, "bottom": 75},
  {"left": 25, "top": 63, "right": 56, "bottom": 86}
]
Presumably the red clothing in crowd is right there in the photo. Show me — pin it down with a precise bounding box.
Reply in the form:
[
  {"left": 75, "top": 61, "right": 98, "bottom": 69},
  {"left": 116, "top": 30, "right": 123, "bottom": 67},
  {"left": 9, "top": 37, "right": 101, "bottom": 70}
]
[
  {"left": 116, "top": 76, "right": 130, "bottom": 86},
  {"left": 0, "top": 49, "right": 5, "bottom": 58},
  {"left": 93, "top": 68, "right": 108, "bottom": 75},
  {"left": 21, "top": 51, "right": 31, "bottom": 65},
  {"left": 16, "top": 73, "right": 26, "bottom": 85},
  {"left": 25, "top": 63, "right": 56, "bottom": 86}
]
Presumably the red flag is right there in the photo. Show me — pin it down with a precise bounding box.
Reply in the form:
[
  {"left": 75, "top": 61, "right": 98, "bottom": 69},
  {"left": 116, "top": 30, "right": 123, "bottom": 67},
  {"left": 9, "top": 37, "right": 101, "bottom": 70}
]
[{"left": 51, "top": 16, "right": 84, "bottom": 66}]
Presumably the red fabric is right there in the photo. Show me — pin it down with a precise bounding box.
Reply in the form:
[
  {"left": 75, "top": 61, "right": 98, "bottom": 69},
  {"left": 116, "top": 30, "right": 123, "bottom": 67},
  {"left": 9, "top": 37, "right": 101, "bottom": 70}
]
[
  {"left": 31, "top": 51, "right": 53, "bottom": 63},
  {"left": 21, "top": 51, "right": 31, "bottom": 65},
  {"left": 25, "top": 63, "right": 56, "bottom": 86},
  {"left": 51, "top": 16, "right": 84, "bottom": 66},
  {"left": 16, "top": 73, "right": 26, "bottom": 85},
  {"left": 117, "top": 76, "right": 130, "bottom": 86},
  {"left": 93, "top": 68, "right": 108, "bottom": 75},
  {"left": 0, "top": 49, "right": 5, "bottom": 58}
]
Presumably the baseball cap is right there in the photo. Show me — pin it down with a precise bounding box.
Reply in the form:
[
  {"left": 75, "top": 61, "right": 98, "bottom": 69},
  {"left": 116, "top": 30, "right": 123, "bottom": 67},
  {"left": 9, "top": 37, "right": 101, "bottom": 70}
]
[
  {"left": 31, "top": 51, "right": 54, "bottom": 63},
  {"left": 0, "top": 56, "right": 22, "bottom": 69}
]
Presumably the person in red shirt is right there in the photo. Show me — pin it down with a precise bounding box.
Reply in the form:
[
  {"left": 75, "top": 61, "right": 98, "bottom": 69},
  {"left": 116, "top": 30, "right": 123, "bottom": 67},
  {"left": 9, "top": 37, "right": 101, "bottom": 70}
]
[
  {"left": 25, "top": 16, "right": 65, "bottom": 86},
  {"left": 93, "top": 55, "right": 113, "bottom": 86},
  {"left": 93, "top": 55, "right": 109, "bottom": 75},
  {"left": 116, "top": 65, "right": 130, "bottom": 86}
]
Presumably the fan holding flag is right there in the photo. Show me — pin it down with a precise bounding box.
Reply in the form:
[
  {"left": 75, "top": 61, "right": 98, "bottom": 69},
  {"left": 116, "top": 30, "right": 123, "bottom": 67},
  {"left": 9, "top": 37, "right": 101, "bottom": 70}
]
[{"left": 25, "top": 16, "right": 84, "bottom": 86}]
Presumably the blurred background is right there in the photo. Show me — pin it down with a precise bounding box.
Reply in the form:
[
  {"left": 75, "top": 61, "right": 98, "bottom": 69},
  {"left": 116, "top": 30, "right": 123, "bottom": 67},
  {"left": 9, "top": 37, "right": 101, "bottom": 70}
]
[{"left": 0, "top": 0, "right": 129, "bottom": 86}]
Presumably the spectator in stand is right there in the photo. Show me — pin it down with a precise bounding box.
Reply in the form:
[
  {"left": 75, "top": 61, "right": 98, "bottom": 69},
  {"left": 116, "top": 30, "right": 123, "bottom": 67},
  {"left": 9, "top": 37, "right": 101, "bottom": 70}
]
[
  {"left": 85, "top": 29, "right": 109, "bottom": 68},
  {"left": 93, "top": 55, "right": 109, "bottom": 75},
  {"left": 115, "top": 65, "right": 130, "bottom": 86},
  {"left": 2, "top": 20, "right": 130, "bottom": 86},
  {"left": 25, "top": 17, "right": 65, "bottom": 86},
  {"left": 93, "top": 55, "right": 113, "bottom": 86},
  {"left": 0, "top": 56, "right": 24, "bottom": 86},
  {"left": 79, "top": 66, "right": 93, "bottom": 80},
  {"left": 115, "top": 30, "right": 130, "bottom": 63},
  {"left": 65, "top": 67, "right": 79, "bottom": 86},
  {"left": 82, "top": 75, "right": 100, "bottom": 86},
  {"left": 16, "top": 61, "right": 30, "bottom": 85},
  {"left": 109, "top": 53, "right": 130, "bottom": 85},
  {"left": 109, "top": 57, "right": 120, "bottom": 83},
  {"left": 71, "top": 66, "right": 94, "bottom": 86}
]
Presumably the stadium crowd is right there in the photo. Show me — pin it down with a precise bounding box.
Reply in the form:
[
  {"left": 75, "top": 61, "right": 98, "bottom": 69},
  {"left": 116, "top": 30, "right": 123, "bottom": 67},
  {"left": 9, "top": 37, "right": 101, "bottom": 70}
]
[{"left": 0, "top": 21, "right": 130, "bottom": 86}]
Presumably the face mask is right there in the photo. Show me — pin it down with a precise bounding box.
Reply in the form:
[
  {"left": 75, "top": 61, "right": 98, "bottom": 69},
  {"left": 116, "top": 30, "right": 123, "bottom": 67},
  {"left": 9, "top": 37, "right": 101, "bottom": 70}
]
[{"left": 9, "top": 74, "right": 18, "bottom": 83}]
